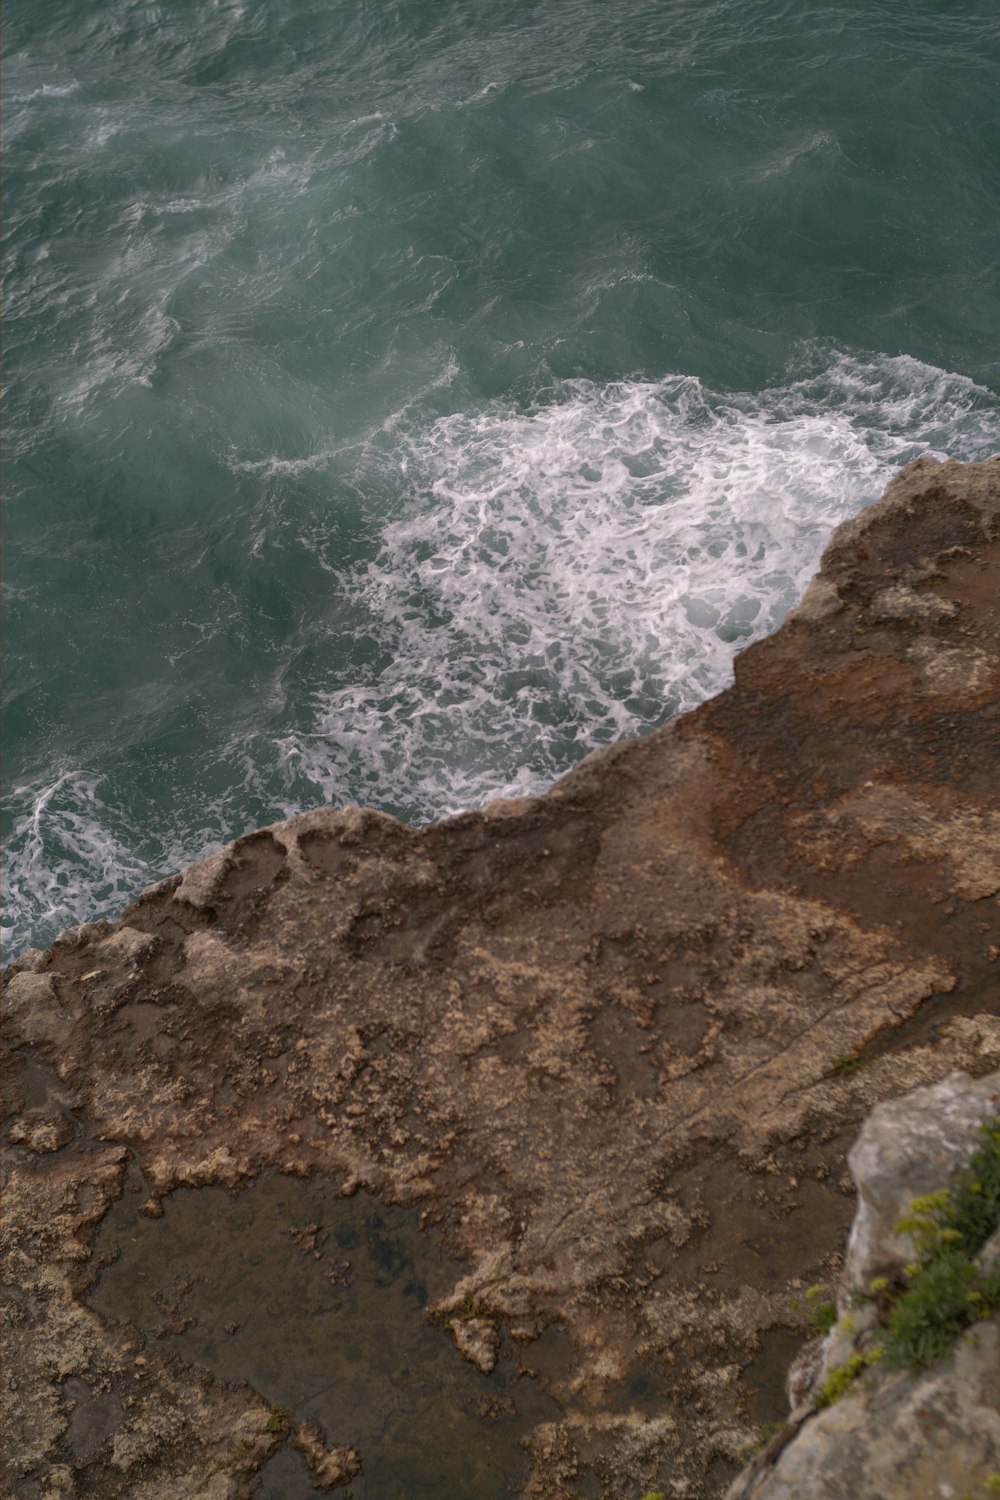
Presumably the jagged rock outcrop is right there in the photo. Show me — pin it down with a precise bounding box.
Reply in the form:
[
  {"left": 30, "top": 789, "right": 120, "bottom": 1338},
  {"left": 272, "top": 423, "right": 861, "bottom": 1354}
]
[
  {"left": 728, "top": 1318, "right": 1000, "bottom": 1500},
  {"left": 3, "top": 457, "right": 999, "bottom": 1499},
  {"left": 845, "top": 1068, "right": 1000, "bottom": 1292},
  {"left": 725, "top": 1069, "right": 1000, "bottom": 1500}
]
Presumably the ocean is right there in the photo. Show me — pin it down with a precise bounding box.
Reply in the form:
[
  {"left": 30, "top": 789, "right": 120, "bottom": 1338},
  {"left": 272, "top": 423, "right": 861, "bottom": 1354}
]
[{"left": 4, "top": 0, "right": 999, "bottom": 958}]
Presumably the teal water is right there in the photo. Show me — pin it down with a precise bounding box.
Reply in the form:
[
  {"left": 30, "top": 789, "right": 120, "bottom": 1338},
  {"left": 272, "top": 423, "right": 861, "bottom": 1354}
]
[{"left": 4, "top": 0, "right": 1000, "bottom": 956}]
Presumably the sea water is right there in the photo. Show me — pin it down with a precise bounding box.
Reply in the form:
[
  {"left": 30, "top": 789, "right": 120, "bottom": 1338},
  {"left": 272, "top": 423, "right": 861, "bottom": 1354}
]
[{"left": 4, "top": 0, "right": 999, "bottom": 956}]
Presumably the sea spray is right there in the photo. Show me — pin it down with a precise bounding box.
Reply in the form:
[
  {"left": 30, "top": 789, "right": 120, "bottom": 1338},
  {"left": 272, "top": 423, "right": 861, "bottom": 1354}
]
[
  {"left": 5, "top": 0, "right": 999, "bottom": 955},
  {"left": 4, "top": 349, "right": 996, "bottom": 954}
]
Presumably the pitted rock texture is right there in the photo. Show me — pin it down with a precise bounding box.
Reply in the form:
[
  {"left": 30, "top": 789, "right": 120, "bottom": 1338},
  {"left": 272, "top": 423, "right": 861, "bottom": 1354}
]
[
  {"left": 725, "top": 1069, "right": 1000, "bottom": 1500},
  {"left": 3, "top": 457, "right": 1000, "bottom": 1499}
]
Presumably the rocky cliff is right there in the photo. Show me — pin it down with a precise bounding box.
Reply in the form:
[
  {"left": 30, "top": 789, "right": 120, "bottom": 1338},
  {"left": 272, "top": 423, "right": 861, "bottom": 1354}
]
[
  {"left": 725, "top": 1068, "right": 1000, "bottom": 1500},
  {"left": 3, "top": 456, "right": 999, "bottom": 1500}
]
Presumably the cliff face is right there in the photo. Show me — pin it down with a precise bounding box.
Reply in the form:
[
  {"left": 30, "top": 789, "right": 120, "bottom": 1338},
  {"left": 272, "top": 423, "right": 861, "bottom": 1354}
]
[
  {"left": 3, "top": 457, "right": 999, "bottom": 1500},
  {"left": 726, "top": 1068, "right": 1000, "bottom": 1500}
]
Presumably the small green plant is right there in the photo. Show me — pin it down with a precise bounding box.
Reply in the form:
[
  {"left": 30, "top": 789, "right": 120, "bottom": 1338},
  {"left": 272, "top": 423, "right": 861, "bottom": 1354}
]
[
  {"left": 883, "top": 1117, "right": 1000, "bottom": 1371},
  {"left": 894, "top": 1189, "right": 958, "bottom": 1258},
  {"left": 883, "top": 1250, "right": 1000, "bottom": 1370},
  {"left": 985, "top": 1475, "right": 1000, "bottom": 1493},
  {"left": 804, "top": 1283, "right": 837, "bottom": 1334},
  {"left": 813, "top": 1301, "right": 838, "bottom": 1334},
  {"left": 831, "top": 1053, "right": 862, "bottom": 1077},
  {"left": 812, "top": 1114, "right": 1000, "bottom": 1401},
  {"left": 456, "top": 1292, "right": 490, "bottom": 1321},
  {"left": 266, "top": 1405, "right": 290, "bottom": 1434},
  {"left": 430, "top": 1292, "right": 491, "bottom": 1331},
  {"left": 813, "top": 1346, "right": 882, "bottom": 1408}
]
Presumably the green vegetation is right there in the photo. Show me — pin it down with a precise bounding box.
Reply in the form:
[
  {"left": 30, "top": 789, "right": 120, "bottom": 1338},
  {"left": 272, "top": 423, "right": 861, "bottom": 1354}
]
[
  {"left": 455, "top": 1292, "right": 491, "bottom": 1321},
  {"left": 884, "top": 1116, "right": 1000, "bottom": 1371},
  {"left": 955, "top": 1477, "right": 1000, "bottom": 1500},
  {"left": 882, "top": 1247, "right": 997, "bottom": 1370},
  {"left": 790, "top": 1283, "right": 838, "bottom": 1333},
  {"left": 266, "top": 1405, "right": 290, "bottom": 1434},
  {"left": 813, "top": 1115, "right": 1000, "bottom": 1407},
  {"left": 430, "top": 1291, "right": 492, "bottom": 1331},
  {"left": 813, "top": 1346, "right": 882, "bottom": 1408},
  {"left": 804, "top": 1283, "right": 838, "bottom": 1334},
  {"left": 830, "top": 1053, "right": 862, "bottom": 1077}
]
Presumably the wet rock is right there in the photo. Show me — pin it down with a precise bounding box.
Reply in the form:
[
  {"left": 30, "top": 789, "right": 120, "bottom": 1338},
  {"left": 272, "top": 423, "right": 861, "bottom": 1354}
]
[
  {"left": 62, "top": 1380, "right": 124, "bottom": 1462},
  {"left": 3, "top": 457, "right": 1000, "bottom": 1499},
  {"left": 292, "top": 1419, "right": 361, "bottom": 1491},
  {"left": 5, "top": 971, "right": 57, "bottom": 1009},
  {"left": 8, "top": 1112, "right": 73, "bottom": 1154},
  {"left": 452, "top": 1315, "right": 501, "bottom": 1374}
]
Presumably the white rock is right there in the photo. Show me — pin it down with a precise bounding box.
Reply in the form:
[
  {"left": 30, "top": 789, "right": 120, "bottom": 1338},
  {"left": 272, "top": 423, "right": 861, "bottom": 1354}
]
[{"left": 845, "top": 1069, "right": 1000, "bottom": 1292}]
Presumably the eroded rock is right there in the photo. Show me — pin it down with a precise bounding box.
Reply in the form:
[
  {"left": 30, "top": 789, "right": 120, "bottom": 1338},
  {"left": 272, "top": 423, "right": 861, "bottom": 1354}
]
[
  {"left": 725, "top": 1069, "right": 1000, "bottom": 1500},
  {"left": 845, "top": 1068, "right": 1000, "bottom": 1292},
  {"left": 727, "top": 1318, "right": 1000, "bottom": 1500},
  {"left": 451, "top": 1315, "right": 501, "bottom": 1374},
  {"left": 3, "top": 457, "right": 1000, "bottom": 1498},
  {"left": 292, "top": 1420, "right": 362, "bottom": 1491}
]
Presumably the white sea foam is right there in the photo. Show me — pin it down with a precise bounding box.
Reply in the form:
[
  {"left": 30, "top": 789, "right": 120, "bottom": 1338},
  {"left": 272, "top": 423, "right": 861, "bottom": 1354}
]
[
  {"left": 1, "top": 770, "right": 226, "bottom": 955},
  {"left": 279, "top": 351, "right": 998, "bottom": 820},
  {"left": 1, "top": 772, "right": 148, "bottom": 950},
  {"left": 4, "top": 350, "right": 996, "bottom": 958},
  {"left": 232, "top": 448, "right": 344, "bottom": 480},
  {"left": 15, "top": 81, "right": 80, "bottom": 102}
]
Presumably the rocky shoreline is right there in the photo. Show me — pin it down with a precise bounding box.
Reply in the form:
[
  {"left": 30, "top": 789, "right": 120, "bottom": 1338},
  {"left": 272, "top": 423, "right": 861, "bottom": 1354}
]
[
  {"left": 725, "top": 1067, "right": 1000, "bottom": 1499},
  {"left": 4, "top": 456, "right": 999, "bottom": 1498}
]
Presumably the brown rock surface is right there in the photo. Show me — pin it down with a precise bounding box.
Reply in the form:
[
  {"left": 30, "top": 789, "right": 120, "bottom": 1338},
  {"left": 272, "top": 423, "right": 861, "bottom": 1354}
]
[{"left": 3, "top": 455, "right": 999, "bottom": 1498}]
